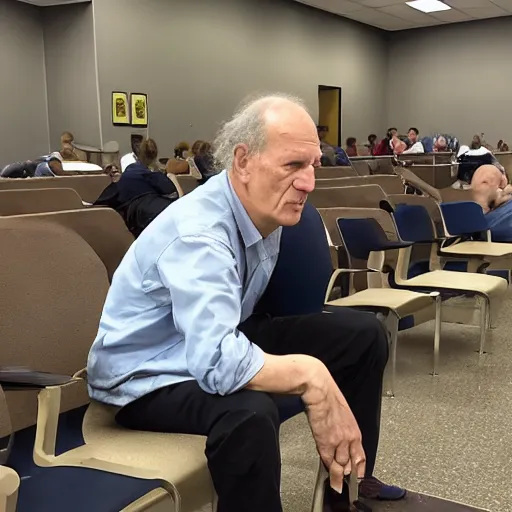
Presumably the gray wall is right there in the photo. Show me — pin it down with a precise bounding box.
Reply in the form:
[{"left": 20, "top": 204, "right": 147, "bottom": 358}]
[
  {"left": 0, "top": 0, "right": 49, "bottom": 167},
  {"left": 93, "top": 0, "right": 389, "bottom": 156},
  {"left": 387, "top": 17, "right": 512, "bottom": 146},
  {"left": 43, "top": 2, "right": 101, "bottom": 150}
]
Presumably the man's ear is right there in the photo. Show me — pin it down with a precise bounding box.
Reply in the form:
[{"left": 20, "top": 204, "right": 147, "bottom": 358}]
[{"left": 232, "top": 144, "right": 251, "bottom": 183}]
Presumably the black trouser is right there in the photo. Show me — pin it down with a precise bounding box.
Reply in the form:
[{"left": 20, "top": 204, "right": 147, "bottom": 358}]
[{"left": 116, "top": 309, "right": 389, "bottom": 512}]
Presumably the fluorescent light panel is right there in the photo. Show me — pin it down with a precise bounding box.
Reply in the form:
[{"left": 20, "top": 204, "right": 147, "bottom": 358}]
[{"left": 406, "top": 0, "right": 451, "bottom": 13}]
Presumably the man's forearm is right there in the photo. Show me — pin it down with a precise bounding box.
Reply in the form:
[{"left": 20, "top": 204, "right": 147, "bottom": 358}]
[{"left": 246, "top": 353, "right": 326, "bottom": 396}]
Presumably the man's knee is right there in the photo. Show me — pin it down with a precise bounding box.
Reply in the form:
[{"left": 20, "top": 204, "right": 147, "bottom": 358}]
[
  {"left": 335, "top": 310, "right": 389, "bottom": 366},
  {"left": 207, "top": 391, "right": 280, "bottom": 473}
]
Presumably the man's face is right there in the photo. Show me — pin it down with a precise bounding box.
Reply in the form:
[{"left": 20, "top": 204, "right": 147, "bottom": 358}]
[
  {"left": 408, "top": 130, "right": 418, "bottom": 143},
  {"left": 233, "top": 110, "right": 320, "bottom": 234}
]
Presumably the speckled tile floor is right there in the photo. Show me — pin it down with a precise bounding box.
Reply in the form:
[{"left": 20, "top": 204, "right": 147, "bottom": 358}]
[{"left": 194, "top": 292, "right": 512, "bottom": 512}]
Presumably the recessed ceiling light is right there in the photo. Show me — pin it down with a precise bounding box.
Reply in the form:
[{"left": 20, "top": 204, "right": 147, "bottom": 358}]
[{"left": 406, "top": 0, "right": 451, "bottom": 13}]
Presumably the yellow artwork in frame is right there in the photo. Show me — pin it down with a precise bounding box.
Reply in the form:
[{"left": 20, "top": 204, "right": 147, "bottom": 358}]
[
  {"left": 131, "top": 93, "right": 148, "bottom": 127},
  {"left": 112, "top": 91, "right": 130, "bottom": 125}
]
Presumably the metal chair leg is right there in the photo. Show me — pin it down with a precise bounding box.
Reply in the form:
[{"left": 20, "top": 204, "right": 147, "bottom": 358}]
[
  {"left": 430, "top": 292, "right": 442, "bottom": 376},
  {"left": 385, "top": 312, "right": 399, "bottom": 398},
  {"left": 311, "top": 458, "right": 328, "bottom": 512},
  {"left": 479, "top": 298, "right": 490, "bottom": 356}
]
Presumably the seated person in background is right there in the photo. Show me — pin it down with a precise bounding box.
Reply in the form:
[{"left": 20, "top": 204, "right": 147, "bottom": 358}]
[
  {"left": 471, "top": 165, "right": 512, "bottom": 241},
  {"left": 87, "top": 94, "right": 404, "bottom": 512},
  {"left": 402, "top": 127, "right": 424, "bottom": 154},
  {"left": 194, "top": 141, "right": 218, "bottom": 183},
  {"left": 33, "top": 154, "right": 65, "bottom": 176},
  {"left": 317, "top": 125, "right": 351, "bottom": 166},
  {"left": 186, "top": 139, "right": 205, "bottom": 179},
  {"left": 165, "top": 142, "right": 190, "bottom": 175},
  {"left": 345, "top": 137, "right": 358, "bottom": 157},
  {"left": 456, "top": 144, "right": 505, "bottom": 186},
  {"left": 390, "top": 135, "right": 407, "bottom": 155},
  {"left": 373, "top": 128, "right": 396, "bottom": 156},
  {"left": 60, "top": 131, "right": 81, "bottom": 161},
  {"left": 94, "top": 138, "right": 178, "bottom": 237},
  {"left": 366, "top": 133, "right": 377, "bottom": 155},
  {"left": 433, "top": 135, "right": 448, "bottom": 152},
  {"left": 502, "top": 143, "right": 510, "bottom": 152},
  {"left": 120, "top": 134, "right": 143, "bottom": 172}
]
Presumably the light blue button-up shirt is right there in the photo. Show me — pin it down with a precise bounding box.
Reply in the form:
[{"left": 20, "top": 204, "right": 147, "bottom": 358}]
[{"left": 87, "top": 171, "right": 281, "bottom": 406}]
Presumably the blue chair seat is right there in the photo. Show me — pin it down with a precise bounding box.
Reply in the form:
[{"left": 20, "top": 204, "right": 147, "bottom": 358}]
[{"left": 5, "top": 406, "right": 162, "bottom": 512}]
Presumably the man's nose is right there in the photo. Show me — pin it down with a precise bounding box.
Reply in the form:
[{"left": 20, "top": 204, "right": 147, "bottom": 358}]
[{"left": 294, "top": 167, "right": 315, "bottom": 193}]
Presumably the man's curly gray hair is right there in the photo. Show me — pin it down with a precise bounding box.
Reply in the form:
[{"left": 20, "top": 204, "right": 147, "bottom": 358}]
[{"left": 214, "top": 93, "right": 307, "bottom": 171}]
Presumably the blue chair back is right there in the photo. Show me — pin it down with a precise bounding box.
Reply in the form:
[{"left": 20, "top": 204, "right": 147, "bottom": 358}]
[
  {"left": 256, "top": 201, "right": 332, "bottom": 317},
  {"left": 393, "top": 204, "right": 436, "bottom": 243},
  {"left": 440, "top": 201, "right": 489, "bottom": 236},
  {"left": 337, "top": 217, "right": 412, "bottom": 261}
]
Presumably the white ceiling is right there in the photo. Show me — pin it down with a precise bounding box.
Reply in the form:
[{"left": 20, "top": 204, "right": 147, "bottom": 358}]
[
  {"left": 16, "top": 0, "right": 89, "bottom": 6},
  {"left": 295, "top": 0, "right": 512, "bottom": 30}
]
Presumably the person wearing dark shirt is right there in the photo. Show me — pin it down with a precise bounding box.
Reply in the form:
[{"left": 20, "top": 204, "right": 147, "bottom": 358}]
[
  {"left": 194, "top": 141, "right": 218, "bottom": 183},
  {"left": 95, "top": 138, "right": 178, "bottom": 237}
]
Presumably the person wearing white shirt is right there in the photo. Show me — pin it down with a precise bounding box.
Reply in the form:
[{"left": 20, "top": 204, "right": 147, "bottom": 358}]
[
  {"left": 402, "top": 127, "right": 424, "bottom": 155},
  {"left": 120, "top": 134, "right": 143, "bottom": 172}
]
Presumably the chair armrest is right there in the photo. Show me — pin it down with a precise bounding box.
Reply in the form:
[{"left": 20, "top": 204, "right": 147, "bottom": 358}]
[
  {"left": 324, "top": 268, "right": 377, "bottom": 303},
  {"left": 0, "top": 367, "right": 73, "bottom": 391},
  {"left": 33, "top": 377, "right": 85, "bottom": 467},
  {"left": 0, "top": 466, "right": 19, "bottom": 512}
]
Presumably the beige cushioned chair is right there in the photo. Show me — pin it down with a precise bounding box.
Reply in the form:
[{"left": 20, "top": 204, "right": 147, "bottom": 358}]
[{"left": 318, "top": 207, "right": 440, "bottom": 393}]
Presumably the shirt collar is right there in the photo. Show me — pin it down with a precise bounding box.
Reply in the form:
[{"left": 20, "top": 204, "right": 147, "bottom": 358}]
[{"left": 222, "top": 171, "right": 262, "bottom": 248}]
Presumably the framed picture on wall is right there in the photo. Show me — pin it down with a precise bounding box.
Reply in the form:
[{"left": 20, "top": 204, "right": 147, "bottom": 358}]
[
  {"left": 130, "top": 93, "right": 148, "bottom": 127},
  {"left": 112, "top": 91, "right": 130, "bottom": 125}
]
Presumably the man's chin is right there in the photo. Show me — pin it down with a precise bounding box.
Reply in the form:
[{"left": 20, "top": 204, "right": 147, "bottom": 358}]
[{"left": 278, "top": 210, "right": 304, "bottom": 227}]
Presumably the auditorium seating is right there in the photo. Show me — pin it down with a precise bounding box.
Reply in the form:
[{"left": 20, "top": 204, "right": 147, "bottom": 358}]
[
  {"left": 313, "top": 175, "right": 404, "bottom": 195},
  {"left": 0, "top": 175, "right": 110, "bottom": 204},
  {"left": 176, "top": 175, "right": 199, "bottom": 195},
  {"left": 0, "top": 188, "right": 84, "bottom": 216},
  {"left": 315, "top": 166, "right": 356, "bottom": 179},
  {"left": 0, "top": 209, "right": 133, "bottom": 283}
]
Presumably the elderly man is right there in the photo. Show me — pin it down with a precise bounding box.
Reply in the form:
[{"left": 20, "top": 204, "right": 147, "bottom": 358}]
[{"left": 87, "top": 95, "right": 403, "bottom": 512}]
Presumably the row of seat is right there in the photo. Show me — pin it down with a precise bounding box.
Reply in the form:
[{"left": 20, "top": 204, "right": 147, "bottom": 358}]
[{"left": 2, "top": 189, "right": 509, "bottom": 510}]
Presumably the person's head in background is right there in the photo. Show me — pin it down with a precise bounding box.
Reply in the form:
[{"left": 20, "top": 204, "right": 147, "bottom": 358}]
[
  {"left": 345, "top": 137, "right": 358, "bottom": 157},
  {"left": 434, "top": 135, "right": 447, "bottom": 152},
  {"left": 346, "top": 137, "right": 357, "bottom": 149},
  {"left": 197, "top": 141, "right": 213, "bottom": 157},
  {"left": 214, "top": 94, "right": 319, "bottom": 236},
  {"left": 138, "top": 138, "right": 158, "bottom": 168},
  {"left": 497, "top": 140, "right": 504, "bottom": 151},
  {"left": 131, "top": 134, "right": 144, "bottom": 158},
  {"left": 408, "top": 127, "right": 419, "bottom": 144},
  {"left": 368, "top": 134, "right": 377, "bottom": 146},
  {"left": 174, "top": 141, "right": 190, "bottom": 159},
  {"left": 387, "top": 127, "right": 397, "bottom": 139},
  {"left": 502, "top": 142, "right": 509, "bottom": 152},
  {"left": 190, "top": 140, "right": 204, "bottom": 156},
  {"left": 317, "top": 125, "right": 328, "bottom": 142},
  {"left": 61, "top": 131, "right": 74, "bottom": 145},
  {"left": 471, "top": 134, "right": 482, "bottom": 150}
]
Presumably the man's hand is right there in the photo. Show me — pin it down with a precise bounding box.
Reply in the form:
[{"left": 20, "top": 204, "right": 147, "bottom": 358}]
[
  {"left": 247, "top": 354, "right": 366, "bottom": 492},
  {"left": 302, "top": 362, "right": 366, "bottom": 494}
]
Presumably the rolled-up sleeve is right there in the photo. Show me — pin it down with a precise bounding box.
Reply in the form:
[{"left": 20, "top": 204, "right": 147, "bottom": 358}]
[{"left": 156, "top": 235, "right": 265, "bottom": 395}]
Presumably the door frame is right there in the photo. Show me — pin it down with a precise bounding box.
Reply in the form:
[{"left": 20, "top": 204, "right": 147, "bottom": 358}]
[{"left": 318, "top": 85, "right": 342, "bottom": 147}]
